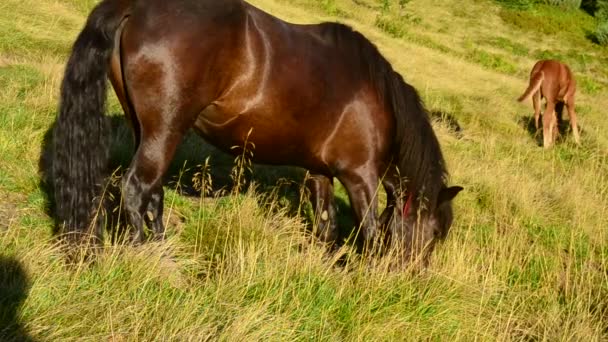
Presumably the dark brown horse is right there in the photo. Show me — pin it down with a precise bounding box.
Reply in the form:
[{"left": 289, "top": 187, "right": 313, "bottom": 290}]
[
  {"left": 53, "top": 0, "right": 462, "bottom": 262},
  {"left": 518, "top": 59, "right": 581, "bottom": 148}
]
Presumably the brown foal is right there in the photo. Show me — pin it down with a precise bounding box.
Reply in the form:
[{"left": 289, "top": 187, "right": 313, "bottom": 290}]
[{"left": 518, "top": 59, "right": 581, "bottom": 148}]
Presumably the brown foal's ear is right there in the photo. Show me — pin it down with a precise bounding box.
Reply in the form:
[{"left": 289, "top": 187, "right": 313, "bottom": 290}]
[{"left": 437, "top": 186, "right": 463, "bottom": 206}]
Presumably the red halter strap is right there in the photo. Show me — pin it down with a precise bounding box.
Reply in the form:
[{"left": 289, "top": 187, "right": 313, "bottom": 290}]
[{"left": 402, "top": 192, "right": 413, "bottom": 216}]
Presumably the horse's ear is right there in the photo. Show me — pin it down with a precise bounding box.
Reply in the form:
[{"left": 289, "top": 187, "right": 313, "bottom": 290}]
[{"left": 438, "top": 186, "right": 463, "bottom": 206}]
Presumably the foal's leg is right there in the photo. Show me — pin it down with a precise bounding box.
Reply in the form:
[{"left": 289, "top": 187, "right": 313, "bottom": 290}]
[
  {"left": 533, "top": 91, "right": 542, "bottom": 130},
  {"left": 338, "top": 167, "right": 379, "bottom": 252},
  {"left": 542, "top": 101, "right": 557, "bottom": 148},
  {"left": 306, "top": 174, "right": 338, "bottom": 245},
  {"left": 565, "top": 97, "right": 581, "bottom": 145}
]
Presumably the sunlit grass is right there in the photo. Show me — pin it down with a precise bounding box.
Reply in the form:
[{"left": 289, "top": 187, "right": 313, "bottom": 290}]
[{"left": 0, "top": 0, "right": 606, "bottom": 340}]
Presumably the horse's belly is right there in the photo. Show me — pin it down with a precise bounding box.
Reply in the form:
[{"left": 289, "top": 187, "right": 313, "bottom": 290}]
[{"left": 193, "top": 104, "right": 312, "bottom": 166}]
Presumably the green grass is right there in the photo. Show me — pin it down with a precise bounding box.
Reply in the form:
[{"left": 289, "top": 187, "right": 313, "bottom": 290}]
[
  {"left": 498, "top": 3, "right": 596, "bottom": 43},
  {"left": 481, "top": 36, "right": 531, "bottom": 56},
  {"left": 466, "top": 49, "right": 519, "bottom": 75},
  {"left": 594, "top": 20, "right": 608, "bottom": 45},
  {"left": 1, "top": 0, "right": 608, "bottom": 340}
]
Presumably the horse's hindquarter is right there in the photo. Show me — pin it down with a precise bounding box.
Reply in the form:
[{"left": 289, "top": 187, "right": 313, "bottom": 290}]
[
  {"left": 537, "top": 60, "right": 575, "bottom": 102},
  {"left": 119, "top": 0, "right": 249, "bottom": 128}
]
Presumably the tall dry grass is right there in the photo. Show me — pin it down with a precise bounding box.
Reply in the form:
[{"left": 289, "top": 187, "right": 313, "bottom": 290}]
[{"left": 0, "top": 0, "right": 606, "bottom": 340}]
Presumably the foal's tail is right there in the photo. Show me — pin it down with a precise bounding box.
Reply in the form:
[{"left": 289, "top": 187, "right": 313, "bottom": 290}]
[
  {"left": 517, "top": 71, "right": 544, "bottom": 103},
  {"left": 53, "top": 0, "right": 130, "bottom": 242}
]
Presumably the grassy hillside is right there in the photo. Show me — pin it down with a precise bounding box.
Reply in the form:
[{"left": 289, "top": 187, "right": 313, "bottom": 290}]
[{"left": 1, "top": 0, "right": 607, "bottom": 340}]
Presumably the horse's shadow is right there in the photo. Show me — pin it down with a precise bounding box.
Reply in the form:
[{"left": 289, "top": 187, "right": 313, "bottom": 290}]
[
  {"left": 517, "top": 103, "right": 582, "bottom": 146},
  {"left": 0, "top": 256, "right": 36, "bottom": 342},
  {"left": 38, "top": 115, "right": 356, "bottom": 245},
  {"left": 430, "top": 110, "right": 464, "bottom": 139}
]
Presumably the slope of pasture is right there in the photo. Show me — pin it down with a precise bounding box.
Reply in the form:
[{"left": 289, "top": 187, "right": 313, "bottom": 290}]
[{"left": 0, "top": 0, "right": 606, "bottom": 340}]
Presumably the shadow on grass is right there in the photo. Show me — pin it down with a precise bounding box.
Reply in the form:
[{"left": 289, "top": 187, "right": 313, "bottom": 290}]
[
  {"left": 0, "top": 256, "right": 35, "bottom": 342},
  {"left": 429, "top": 110, "right": 464, "bottom": 138},
  {"left": 38, "top": 115, "right": 358, "bottom": 246},
  {"left": 517, "top": 102, "right": 583, "bottom": 147}
]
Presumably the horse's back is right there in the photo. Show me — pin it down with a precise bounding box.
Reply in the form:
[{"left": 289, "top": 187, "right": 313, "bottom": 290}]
[{"left": 121, "top": 0, "right": 349, "bottom": 107}]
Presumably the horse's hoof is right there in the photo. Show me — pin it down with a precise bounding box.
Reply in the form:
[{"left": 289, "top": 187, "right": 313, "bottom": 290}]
[
  {"left": 152, "top": 233, "right": 166, "bottom": 242},
  {"left": 130, "top": 233, "right": 145, "bottom": 246}
]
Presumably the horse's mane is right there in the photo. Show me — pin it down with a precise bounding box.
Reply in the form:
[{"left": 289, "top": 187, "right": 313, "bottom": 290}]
[{"left": 319, "top": 22, "right": 448, "bottom": 206}]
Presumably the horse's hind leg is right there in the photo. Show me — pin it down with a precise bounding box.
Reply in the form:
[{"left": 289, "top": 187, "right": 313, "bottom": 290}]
[
  {"left": 121, "top": 114, "right": 190, "bottom": 243},
  {"left": 566, "top": 97, "right": 581, "bottom": 145},
  {"left": 143, "top": 186, "right": 165, "bottom": 240},
  {"left": 542, "top": 101, "right": 557, "bottom": 148},
  {"left": 306, "top": 174, "right": 338, "bottom": 246},
  {"left": 533, "top": 91, "right": 541, "bottom": 130},
  {"left": 109, "top": 111, "right": 167, "bottom": 241},
  {"left": 119, "top": 66, "right": 198, "bottom": 242}
]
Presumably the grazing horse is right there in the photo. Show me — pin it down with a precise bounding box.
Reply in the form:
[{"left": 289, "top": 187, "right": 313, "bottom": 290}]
[
  {"left": 518, "top": 59, "right": 581, "bottom": 148},
  {"left": 52, "top": 0, "right": 462, "bottom": 262}
]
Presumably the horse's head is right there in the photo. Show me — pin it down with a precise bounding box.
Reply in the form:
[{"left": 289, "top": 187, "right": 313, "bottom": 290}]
[
  {"left": 389, "top": 185, "right": 463, "bottom": 266},
  {"left": 425, "top": 185, "right": 463, "bottom": 240}
]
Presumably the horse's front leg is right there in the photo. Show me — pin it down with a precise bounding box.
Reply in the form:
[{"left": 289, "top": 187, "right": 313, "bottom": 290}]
[{"left": 338, "top": 168, "right": 379, "bottom": 253}]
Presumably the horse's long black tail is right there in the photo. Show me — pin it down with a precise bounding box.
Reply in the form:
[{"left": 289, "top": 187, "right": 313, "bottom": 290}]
[{"left": 53, "top": 0, "right": 130, "bottom": 242}]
